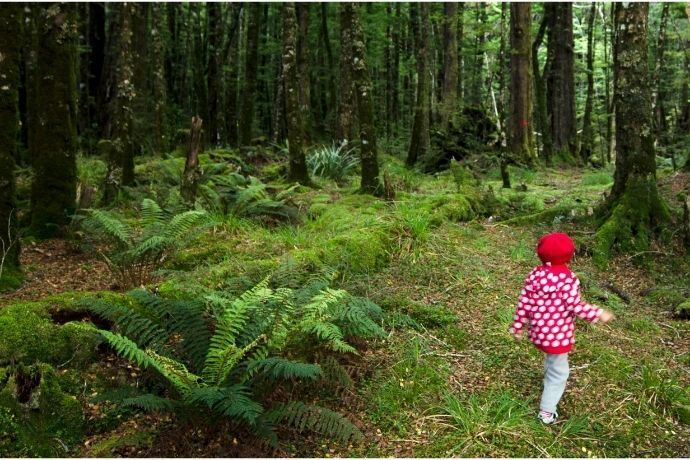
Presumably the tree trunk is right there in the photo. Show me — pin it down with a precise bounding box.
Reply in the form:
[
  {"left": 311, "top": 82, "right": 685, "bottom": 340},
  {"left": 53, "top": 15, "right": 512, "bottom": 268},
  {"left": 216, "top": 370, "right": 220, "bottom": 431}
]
[
  {"left": 296, "top": 3, "right": 312, "bottom": 143},
  {"left": 239, "top": 3, "right": 261, "bottom": 146},
  {"left": 104, "top": 3, "right": 136, "bottom": 202},
  {"left": 545, "top": 3, "right": 576, "bottom": 158},
  {"left": 224, "top": 4, "right": 242, "bottom": 147},
  {"left": 29, "top": 3, "right": 78, "bottom": 237},
  {"left": 580, "top": 2, "right": 597, "bottom": 163},
  {"left": 652, "top": 3, "right": 670, "bottom": 148},
  {"left": 496, "top": 2, "right": 507, "bottom": 140},
  {"left": 406, "top": 3, "right": 431, "bottom": 167},
  {"left": 337, "top": 3, "right": 356, "bottom": 143},
  {"left": 603, "top": 4, "right": 613, "bottom": 164},
  {"left": 468, "top": 3, "right": 486, "bottom": 108},
  {"left": 440, "top": 2, "right": 459, "bottom": 129},
  {"left": 151, "top": 3, "right": 168, "bottom": 153},
  {"left": 594, "top": 3, "right": 669, "bottom": 266},
  {"left": 508, "top": 3, "right": 534, "bottom": 167},
  {"left": 181, "top": 116, "right": 203, "bottom": 205},
  {"left": 0, "top": 4, "right": 21, "bottom": 270},
  {"left": 320, "top": 3, "right": 337, "bottom": 136},
  {"left": 532, "top": 10, "right": 551, "bottom": 161},
  {"left": 207, "top": 2, "right": 222, "bottom": 145},
  {"left": 345, "top": 3, "right": 381, "bottom": 194},
  {"left": 86, "top": 2, "right": 105, "bottom": 151},
  {"left": 283, "top": 3, "right": 310, "bottom": 185}
]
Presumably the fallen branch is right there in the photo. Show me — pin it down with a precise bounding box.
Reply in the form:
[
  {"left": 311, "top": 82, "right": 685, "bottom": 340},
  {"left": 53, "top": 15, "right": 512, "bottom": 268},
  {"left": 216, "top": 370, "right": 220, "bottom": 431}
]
[{"left": 603, "top": 282, "right": 631, "bottom": 304}]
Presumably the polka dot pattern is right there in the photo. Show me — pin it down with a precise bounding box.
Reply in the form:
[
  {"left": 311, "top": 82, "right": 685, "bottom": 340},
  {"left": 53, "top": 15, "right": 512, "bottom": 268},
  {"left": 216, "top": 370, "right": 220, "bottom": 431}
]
[{"left": 509, "top": 266, "right": 603, "bottom": 352}]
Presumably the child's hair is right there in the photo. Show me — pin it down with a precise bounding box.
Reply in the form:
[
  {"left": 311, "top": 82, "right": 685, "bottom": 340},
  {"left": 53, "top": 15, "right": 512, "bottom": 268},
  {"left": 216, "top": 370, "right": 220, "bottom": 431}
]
[{"left": 537, "top": 232, "right": 575, "bottom": 265}]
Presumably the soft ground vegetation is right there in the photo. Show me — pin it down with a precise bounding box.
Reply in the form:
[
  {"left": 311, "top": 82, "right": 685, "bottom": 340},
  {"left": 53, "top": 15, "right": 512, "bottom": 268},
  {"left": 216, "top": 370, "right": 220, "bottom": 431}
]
[{"left": 1, "top": 147, "right": 688, "bottom": 457}]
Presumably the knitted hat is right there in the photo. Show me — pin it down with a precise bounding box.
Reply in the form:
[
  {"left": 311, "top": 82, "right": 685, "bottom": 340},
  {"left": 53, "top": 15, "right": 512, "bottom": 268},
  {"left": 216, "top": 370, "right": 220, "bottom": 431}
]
[{"left": 537, "top": 232, "right": 575, "bottom": 265}]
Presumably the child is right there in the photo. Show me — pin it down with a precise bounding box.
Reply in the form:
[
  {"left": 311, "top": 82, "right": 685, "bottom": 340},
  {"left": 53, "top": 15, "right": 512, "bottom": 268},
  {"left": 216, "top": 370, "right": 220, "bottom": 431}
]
[{"left": 509, "top": 232, "right": 614, "bottom": 424}]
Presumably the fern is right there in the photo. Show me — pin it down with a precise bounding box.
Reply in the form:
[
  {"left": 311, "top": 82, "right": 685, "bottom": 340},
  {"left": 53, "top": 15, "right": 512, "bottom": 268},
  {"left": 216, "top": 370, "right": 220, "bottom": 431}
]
[
  {"left": 266, "top": 401, "right": 363, "bottom": 444},
  {"left": 120, "top": 394, "right": 177, "bottom": 412},
  {"left": 248, "top": 357, "right": 323, "bottom": 381},
  {"left": 307, "top": 142, "right": 360, "bottom": 183}
]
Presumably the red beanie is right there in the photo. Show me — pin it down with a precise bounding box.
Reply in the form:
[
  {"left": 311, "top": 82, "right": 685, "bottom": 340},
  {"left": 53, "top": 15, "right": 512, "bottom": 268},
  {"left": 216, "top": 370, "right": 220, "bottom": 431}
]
[{"left": 537, "top": 232, "right": 575, "bottom": 265}]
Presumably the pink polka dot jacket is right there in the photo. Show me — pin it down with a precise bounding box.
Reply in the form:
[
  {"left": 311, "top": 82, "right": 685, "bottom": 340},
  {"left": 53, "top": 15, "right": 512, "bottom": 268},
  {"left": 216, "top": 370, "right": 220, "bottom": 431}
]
[{"left": 509, "top": 264, "right": 603, "bottom": 355}]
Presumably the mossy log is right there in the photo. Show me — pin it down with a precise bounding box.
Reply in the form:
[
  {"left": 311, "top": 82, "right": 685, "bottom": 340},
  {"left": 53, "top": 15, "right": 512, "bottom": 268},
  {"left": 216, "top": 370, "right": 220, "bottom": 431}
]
[{"left": 181, "top": 116, "right": 203, "bottom": 205}]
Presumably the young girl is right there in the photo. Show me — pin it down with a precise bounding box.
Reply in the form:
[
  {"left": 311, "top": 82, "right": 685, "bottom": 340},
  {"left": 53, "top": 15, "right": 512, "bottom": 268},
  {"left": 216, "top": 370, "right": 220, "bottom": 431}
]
[{"left": 509, "top": 232, "right": 614, "bottom": 424}]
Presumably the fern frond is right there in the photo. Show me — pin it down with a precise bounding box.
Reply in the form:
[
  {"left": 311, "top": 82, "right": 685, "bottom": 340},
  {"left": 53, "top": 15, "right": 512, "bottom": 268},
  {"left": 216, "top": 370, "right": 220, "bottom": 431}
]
[
  {"left": 247, "top": 357, "right": 322, "bottom": 381},
  {"left": 265, "top": 401, "right": 362, "bottom": 444},
  {"left": 163, "top": 210, "right": 209, "bottom": 241},
  {"left": 140, "top": 198, "right": 165, "bottom": 227},
  {"left": 186, "top": 385, "right": 263, "bottom": 425},
  {"left": 203, "top": 334, "right": 264, "bottom": 386},
  {"left": 120, "top": 394, "right": 177, "bottom": 412},
  {"left": 301, "top": 321, "right": 357, "bottom": 354},
  {"left": 321, "top": 356, "right": 354, "bottom": 389},
  {"left": 83, "top": 209, "right": 132, "bottom": 248},
  {"left": 98, "top": 329, "right": 158, "bottom": 369},
  {"left": 146, "top": 349, "right": 200, "bottom": 396}
]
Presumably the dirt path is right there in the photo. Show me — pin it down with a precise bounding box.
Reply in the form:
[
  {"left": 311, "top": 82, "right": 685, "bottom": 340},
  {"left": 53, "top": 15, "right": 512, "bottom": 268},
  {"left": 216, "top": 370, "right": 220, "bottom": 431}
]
[{"left": 1, "top": 239, "right": 113, "bottom": 303}]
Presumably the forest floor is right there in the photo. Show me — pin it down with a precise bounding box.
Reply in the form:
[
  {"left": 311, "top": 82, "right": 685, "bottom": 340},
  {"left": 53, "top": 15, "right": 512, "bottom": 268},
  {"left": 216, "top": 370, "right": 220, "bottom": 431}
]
[{"left": 1, "top": 151, "right": 689, "bottom": 457}]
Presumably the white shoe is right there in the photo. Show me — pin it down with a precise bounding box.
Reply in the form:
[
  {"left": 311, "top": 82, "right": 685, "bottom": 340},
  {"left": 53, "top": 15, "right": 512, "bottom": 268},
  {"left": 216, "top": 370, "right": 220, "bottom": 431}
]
[{"left": 538, "top": 410, "right": 558, "bottom": 424}]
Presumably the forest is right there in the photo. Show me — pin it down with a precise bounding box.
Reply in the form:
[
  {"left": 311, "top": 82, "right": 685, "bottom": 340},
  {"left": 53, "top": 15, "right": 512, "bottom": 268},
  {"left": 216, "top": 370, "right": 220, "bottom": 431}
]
[{"left": 0, "top": 1, "right": 689, "bottom": 457}]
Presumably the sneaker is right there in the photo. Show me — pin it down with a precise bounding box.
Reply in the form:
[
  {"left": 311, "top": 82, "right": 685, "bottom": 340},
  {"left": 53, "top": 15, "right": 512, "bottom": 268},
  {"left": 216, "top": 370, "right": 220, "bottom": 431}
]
[{"left": 538, "top": 410, "right": 558, "bottom": 425}]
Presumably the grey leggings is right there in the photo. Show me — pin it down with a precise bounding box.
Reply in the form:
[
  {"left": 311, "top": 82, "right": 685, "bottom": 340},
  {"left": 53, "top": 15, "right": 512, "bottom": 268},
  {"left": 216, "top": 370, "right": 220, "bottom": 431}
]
[{"left": 540, "top": 353, "right": 570, "bottom": 413}]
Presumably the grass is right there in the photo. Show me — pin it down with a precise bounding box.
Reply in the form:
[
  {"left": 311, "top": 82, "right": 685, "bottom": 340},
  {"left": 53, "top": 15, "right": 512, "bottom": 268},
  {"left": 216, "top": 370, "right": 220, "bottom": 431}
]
[{"left": 3, "top": 153, "right": 690, "bottom": 457}]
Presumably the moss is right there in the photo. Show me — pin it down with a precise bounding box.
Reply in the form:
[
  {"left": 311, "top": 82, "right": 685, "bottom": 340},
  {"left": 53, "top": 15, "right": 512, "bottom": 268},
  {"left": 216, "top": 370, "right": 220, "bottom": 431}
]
[
  {"left": 378, "top": 296, "right": 457, "bottom": 329},
  {"left": 0, "top": 265, "right": 23, "bottom": 292},
  {"left": 0, "top": 364, "right": 85, "bottom": 456},
  {"left": 646, "top": 287, "right": 686, "bottom": 309},
  {"left": 0, "top": 301, "right": 100, "bottom": 367},
  {"left": 593, "top": 176, "right": 670, "bottom": 267},
  {"left": 89, "top": 429, "right": 154, "bottom": 457}
]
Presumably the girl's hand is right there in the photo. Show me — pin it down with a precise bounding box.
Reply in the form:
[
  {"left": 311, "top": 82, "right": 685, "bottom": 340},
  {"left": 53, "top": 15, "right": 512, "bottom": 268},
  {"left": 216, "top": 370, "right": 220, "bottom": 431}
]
[{"left": 600, "top": 310, "right": 615, "bottom": 323}]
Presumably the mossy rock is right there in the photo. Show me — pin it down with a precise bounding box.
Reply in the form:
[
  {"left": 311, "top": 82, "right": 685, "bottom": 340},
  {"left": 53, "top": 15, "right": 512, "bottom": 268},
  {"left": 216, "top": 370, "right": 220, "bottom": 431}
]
[
  {"left": 0, "top": 301, "right": 100, "bottom": 367},
  {"left": 674, "top": 299, "right": 690, "bottom": 320},
  {"left": 646, "top": 287, "right": 686, "bottom": 309},
  {"left": 0, "top": 364, "right": 85, "bottom": 456}
]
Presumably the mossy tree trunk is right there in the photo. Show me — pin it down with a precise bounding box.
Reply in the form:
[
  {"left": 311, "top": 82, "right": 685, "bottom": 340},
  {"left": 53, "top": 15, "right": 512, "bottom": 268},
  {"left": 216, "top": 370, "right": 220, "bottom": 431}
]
[
  {"left": 508, "top": 3, "right": 534, "bottom": 167},
  {"left": 594, "top": 3, "right": 669, "bottom": 266},
  {"left": 320, "top": 3, "right": 337, "bottom": 136},
  {"left": 224, "top": 4, "right": 242, "bottom": 148},
  {"left": 532, "top": 11, "right": 552, "bottom": 161},
  {"left": 104, "top": 3, "right": 136, "bottom": 203},
  {"left": 337, "top": 3, "right": 356, "bottom": 144},
  {"left": 151, "top": 3, "right": 168, "bottom": 154},
  {"left": 181, "top": 116, "right": 203, "bottom": 205},
  {"left": 580, "top": 2, "right": 596, "bottom": 163},
  {"left": 239, "top": 3, "right": 261, "bottom": 146},
  {"left": 440, "top": 2, "right": 459, "bottom": 130},
  {"left": 652, "top": 3, "right": 670, "bottom": 149},
  {"left": 207, "top": 2, "right": 222, "bottom": 146},
  {"left": 346, "top": 3, "right": 381, "bottom": 195},
  {"left": 545, "top": 3, "right": 576, "bottom": 159},
  {"left": 29, "top": 3, "right": 78, "bottom": 238},
  {"left": 282, "top": 3, "right": 310, "bottom": 186},
  {"left": 0, "top": 4, "right": 21, "bottom": 269},
  {"left": 406, "top": 3, "right": 431, "bottom": 167},
  {"left": 296, "top": 3, "right": 312, "bottom": 143}
]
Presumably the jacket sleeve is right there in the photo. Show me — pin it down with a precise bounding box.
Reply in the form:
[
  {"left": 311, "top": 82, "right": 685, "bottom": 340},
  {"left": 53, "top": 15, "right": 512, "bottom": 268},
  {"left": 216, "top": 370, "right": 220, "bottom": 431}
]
[
  {"left": 509, "top": 270, "right": 536, "bottom": 335},
  {"left": 565, "top": 275, "right": 603, "bottom": 323}
]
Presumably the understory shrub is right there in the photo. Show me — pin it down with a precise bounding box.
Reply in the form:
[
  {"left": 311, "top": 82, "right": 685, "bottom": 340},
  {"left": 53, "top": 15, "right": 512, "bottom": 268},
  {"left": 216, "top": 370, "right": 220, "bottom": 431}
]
[
  {"left": 79, "top": 199, "right": 210, "bottom": 288},
  {"left": 82, "top": 274, "right": 385, "bottom": 445}
]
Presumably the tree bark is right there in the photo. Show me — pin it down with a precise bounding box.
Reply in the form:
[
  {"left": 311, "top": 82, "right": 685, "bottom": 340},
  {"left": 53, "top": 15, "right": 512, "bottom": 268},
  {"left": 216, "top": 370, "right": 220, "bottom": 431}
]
[
  {"left": 406, "top": 3, "right": 431, "bottom": 167},
  {"left": 440, "top": 2, "right": 459, "bottom": 129},
  {"left": 346, "top": 3, "right": 381, "bottom": 194},
  {"left": 594, "top": 3, "right": 669, "bottom": 265},
  {"left": 580, "top": 2, "right": 597, "bottom": 163},
  {"left": 151, "top": 3, "right": 168, "bottom": 153},
  {"left": 283, "top": 3, "right": 310, "bottom": 185},
  {"left": 224, "top": 4, "right": 242, "bottom": 147},
  {"left": 239, "top": 3, "right": 261, "bottom": 146},
  {"left": 296, "top": 3, "right": 312, "bottom": 142},
  {"left": 532, "top": 10, "right": 551, "bottom": 160},
  {"left": 319, "top": 3, "right": 337, "bottom": 136},
  {"left": 508, "top": 3, "right": 534, "bottom": 167},
  {"left": 545, "top": 3, "right": 576, "bottom": 158},
  {"left": 337, "top": 3, "right": 356, "bottom": 143},
  {"left": 29, "top": 3, "right": 78, "bottom": 237},
  {"left": 181, "top": 116, "right": 203, "bottom": 205},
  {"left": 104, "top": 3, "right": 136, "bottom": 202},
  {"left": 0, "top": 4, "right": 21, "bottom": 269},
  {"left": 652, "top": 3, "right": 670, "bottom": 148},
  {"left": 468, "top": 2, "right": 486, "bottom": 108},
  {"left": 207, "top": 2, "right": 222, "bottom": 145}
]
